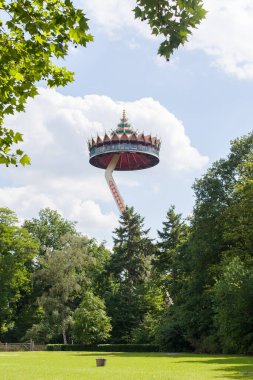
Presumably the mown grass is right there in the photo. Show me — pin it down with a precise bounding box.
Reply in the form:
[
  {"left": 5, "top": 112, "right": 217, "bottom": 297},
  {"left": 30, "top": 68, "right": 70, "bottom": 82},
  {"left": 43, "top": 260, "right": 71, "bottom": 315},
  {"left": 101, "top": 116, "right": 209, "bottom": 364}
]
[{"left": 0, "top": 351, "right": 253, "bottom": 380}]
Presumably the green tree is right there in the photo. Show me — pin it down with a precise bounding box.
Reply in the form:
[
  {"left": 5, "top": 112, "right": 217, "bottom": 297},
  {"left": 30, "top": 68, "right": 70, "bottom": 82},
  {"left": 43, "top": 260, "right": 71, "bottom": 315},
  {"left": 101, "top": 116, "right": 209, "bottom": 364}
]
[
  {"left": 0, "top": 208, "right": 39, "bottom": 339},
  {"left": 156, "top": 132, "right": 253, "bottom": 353},
  {"left": 134, "top": 0, "right": 206, "bottom": 61},
  {"left": 0, "top": 0, "right": 93, "bottom": 166},
  {"left": 13, "top": 209, "right": 77, "bottom": 341},
  {"left": 106, "top": 206, "right": 153, "bottom": 342},
  {"left": 222, "top": 160, "right": 253, "bottom": 262},
  {"left": 180, "top": 133, "right": 253, "bottom": 350},
  {"left": 154, "top": 305, "right": 192, "bottom": 352},
  {"left": 26, "top": 234, "right": 110, "bottom": 344},
  {"left": 214, "top": 257, "right": 253, "bottom": 354},
  {"left": 211, "top": 160, "right": 253, "bottom": 353},
  {"left": 130, "top": 284, "right": 164, "bottom": 344},
  {"left": 155, "top": 205, "right": 189, "bottom": 294},
  {"left": 84, "top": 239, "right": 111, "bottom": 298},
  {"left": 23, "top": 208, "right": 76, "bottom": 257},
  {"left": 152, "top": 206, "right": 190, "bottom": 350},
  {"left": 72, "top": 291, "right": 111, "bottom": 344}
]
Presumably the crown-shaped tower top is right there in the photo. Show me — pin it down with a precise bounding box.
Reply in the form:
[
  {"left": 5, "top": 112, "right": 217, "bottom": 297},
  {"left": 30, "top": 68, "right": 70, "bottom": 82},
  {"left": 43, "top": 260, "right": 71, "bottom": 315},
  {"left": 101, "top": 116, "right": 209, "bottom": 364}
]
[{"left": 115, "top": 110, "right": 135, "bottom": 134}]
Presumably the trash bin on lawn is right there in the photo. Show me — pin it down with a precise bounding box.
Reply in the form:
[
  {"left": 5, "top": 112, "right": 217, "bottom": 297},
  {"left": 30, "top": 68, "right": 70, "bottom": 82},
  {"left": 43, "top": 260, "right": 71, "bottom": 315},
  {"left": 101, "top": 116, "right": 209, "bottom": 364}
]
[{"left": 96, "top": 358, "right": 107, "bottom": 367}]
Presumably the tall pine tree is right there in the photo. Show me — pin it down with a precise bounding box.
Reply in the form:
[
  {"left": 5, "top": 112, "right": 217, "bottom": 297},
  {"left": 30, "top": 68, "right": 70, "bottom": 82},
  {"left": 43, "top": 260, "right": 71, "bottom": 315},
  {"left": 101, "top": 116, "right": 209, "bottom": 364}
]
[
  {"left": 155, "top": 205, "right": 189, "bottom": 296},
  {"left": 106, "top": 207, "right": 153, "bottom": 342}
]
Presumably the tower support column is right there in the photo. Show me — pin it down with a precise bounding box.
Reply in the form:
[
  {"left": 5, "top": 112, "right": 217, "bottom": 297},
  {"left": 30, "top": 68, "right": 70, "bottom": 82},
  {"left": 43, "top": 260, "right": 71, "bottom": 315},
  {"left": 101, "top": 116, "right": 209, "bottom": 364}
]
[{"left": 105, "top": 154, "right": 126, "bottom": 213}]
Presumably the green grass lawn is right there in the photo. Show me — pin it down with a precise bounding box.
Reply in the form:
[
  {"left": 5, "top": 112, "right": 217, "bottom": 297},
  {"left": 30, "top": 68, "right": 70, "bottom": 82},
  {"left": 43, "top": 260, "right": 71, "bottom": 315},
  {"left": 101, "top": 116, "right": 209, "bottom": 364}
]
[{"left": 0, "top": 351, "right": 253, "bottom": 380}]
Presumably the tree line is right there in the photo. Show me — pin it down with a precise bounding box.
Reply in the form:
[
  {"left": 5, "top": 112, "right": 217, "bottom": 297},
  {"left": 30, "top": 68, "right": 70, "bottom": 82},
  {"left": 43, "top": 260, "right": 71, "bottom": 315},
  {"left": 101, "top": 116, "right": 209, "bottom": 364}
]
[{"left": 0, "top": 131, "right": 252, "bottom": 354}]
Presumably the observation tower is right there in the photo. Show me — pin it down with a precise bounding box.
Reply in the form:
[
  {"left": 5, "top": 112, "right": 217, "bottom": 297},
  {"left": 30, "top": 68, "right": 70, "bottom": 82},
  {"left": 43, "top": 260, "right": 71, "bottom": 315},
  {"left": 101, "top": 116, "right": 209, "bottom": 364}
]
[{"left": 88, "top": 111, "right": 161, "bottom": 212}]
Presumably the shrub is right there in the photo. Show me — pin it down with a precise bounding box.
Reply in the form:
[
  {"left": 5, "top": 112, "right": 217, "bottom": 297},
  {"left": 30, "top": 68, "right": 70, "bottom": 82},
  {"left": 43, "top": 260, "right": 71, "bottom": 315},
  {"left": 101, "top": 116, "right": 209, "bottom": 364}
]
[{"left": 47, "top": 343, "right": 160, "bottom": 352}]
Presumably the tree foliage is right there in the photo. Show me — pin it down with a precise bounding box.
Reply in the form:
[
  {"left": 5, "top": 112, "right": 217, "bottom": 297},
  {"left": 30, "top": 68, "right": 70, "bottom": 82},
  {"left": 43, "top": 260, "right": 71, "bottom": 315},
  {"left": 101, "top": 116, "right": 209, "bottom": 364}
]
[
  {"left": 72, "top": 291, "right": 111, "bottom": 344},
  {"left": 134, "top": 0, "right": 206, "bottom": 61},
  {"left": 222, "top": 160, "right": 253, "bottom": 261},
  {"left": 155, "top": 205, "right": 189, "bottom": 293},
  {"left": 0, "top": 208, "right": 38, "bottom": 339},
  {"left": 110, "top": 206, "right": 153, "bottom": 287},
  {"left": 214, "top": 257, "right": 253, "bottom": 354},
  {"left": 0, "top": 0, "right": 93, "bottom": 166},
  {"left": 210, "top": 158, "right": 253, "bottom": 353},
  {"left": 106, "top": 206, "right": 154, "bottom": 342},
  {"left": 23, "top": 207, "right": 77, "bottom": 257},
  {"left": 156, "top": 132, "right": 253, "bottom": 353},
  {"left": 1, "top": 132, "right": 252, "bottom": 352},
  {"left": 25, "top": 233, "right": 111, "bottom": 344}
]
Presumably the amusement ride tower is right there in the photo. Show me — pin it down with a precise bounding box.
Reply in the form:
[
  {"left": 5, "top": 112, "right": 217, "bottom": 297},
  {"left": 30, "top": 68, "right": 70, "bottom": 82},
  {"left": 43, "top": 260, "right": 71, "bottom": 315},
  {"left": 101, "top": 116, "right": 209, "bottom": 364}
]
[{"left": 88, "top": 111, "right": 161, "bottom": 212}]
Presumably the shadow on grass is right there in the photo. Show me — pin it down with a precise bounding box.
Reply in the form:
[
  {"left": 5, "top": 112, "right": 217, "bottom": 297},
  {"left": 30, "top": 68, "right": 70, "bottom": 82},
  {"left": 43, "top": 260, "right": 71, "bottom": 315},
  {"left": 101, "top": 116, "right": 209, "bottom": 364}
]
[
  {"left": 69, "top": 353, "right": 253, "bottom": 378},
  {"left": 172, "top": 356, "right": 253, "bottom": 379}
]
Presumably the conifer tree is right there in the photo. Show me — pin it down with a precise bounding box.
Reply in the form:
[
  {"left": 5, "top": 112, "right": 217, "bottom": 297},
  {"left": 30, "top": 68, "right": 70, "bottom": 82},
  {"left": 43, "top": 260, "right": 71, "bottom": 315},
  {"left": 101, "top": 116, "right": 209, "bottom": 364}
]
[
  {"left": 155, "top": 205, "right": 188, "bottom": 279},
  {"left": 151, "top": 205, "right": 189, "bottom": 307},
  {"left": 106, "top": 206, "right": 153, "bottom": 342}
]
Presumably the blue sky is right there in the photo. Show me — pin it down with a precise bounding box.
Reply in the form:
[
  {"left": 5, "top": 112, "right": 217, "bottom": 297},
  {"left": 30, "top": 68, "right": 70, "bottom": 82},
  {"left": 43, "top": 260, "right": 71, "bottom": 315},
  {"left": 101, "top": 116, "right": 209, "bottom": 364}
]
[{"left": 1, "top": 0, "right": 253, "bottom": 245}]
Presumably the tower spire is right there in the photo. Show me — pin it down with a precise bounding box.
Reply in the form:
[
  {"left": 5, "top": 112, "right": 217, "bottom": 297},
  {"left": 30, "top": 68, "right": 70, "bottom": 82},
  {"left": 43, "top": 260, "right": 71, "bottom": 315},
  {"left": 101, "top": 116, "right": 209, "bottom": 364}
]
[
  {"left": 116, "top": 109, "right": 133, "bottom": 133},
  {"left": 122, "top": 109, "right": 126, "bottom": 123}
]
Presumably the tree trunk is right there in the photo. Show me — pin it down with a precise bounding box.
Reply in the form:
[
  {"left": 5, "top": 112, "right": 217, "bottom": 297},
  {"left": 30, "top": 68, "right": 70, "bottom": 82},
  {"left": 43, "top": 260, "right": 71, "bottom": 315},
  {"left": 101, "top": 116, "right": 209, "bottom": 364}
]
[{"left": 62, "top": 326, "right": 67, "bottom": 344}]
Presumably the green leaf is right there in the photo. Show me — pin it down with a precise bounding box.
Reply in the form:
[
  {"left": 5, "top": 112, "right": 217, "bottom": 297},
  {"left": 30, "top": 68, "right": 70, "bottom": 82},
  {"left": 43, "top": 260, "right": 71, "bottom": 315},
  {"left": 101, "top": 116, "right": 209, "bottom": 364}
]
[
  {"left": 134, "top": 6, "right": 142, "bottom": 19},
  {"left": 4, "top": 105, "right": 14, "bottom": 115},
  {"left": 0, "top": 156, "right": 9, "bottom": 165},
  {"left": 19, "top": 154, "right": 31, "bottom": 166},
  {"left": 13, "top": 132, "right": 23, "bottom": 143},
  {"left": 35, "top": 35, "right": 44, "bottom": 44},
  {"left": 69, "top": 28, "right": 84, "bottom": 43}
]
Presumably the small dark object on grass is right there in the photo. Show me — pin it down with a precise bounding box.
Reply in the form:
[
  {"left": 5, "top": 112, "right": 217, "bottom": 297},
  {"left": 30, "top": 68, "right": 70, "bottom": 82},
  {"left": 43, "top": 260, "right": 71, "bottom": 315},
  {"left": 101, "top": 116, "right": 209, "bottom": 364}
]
[{"left": 96, "top": 358, "right": 107, "bottom": 367}]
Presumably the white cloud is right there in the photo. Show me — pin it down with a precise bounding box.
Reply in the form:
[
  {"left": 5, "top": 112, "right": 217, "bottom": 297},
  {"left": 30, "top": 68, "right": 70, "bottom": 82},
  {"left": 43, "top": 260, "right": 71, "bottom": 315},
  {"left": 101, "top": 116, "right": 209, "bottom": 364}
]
[
  {"left": 78, "top": 0, "right": 253, "bottom": 79},
  {"left": 120, "top": 97, "right": 208, "bottom": 171},
  {"left": 0, "top": 186, "right": 56, "bottom": 216},
  {"left": 128, "top": 40, "right": 140, "bottom": 50},
  {"left": 69, "top": 200, "right": 118, "bottom": 234},
  {"left": 188, "top": 0, "right": 253, "bottom": 79},
  {"left": 154, "top": 54, "right": 179, "bottom": 69},
  {"left": 1, "top": 89, "right": 208, "bottom": 242},
  {"left": 78, "top": 0, "right": 152, "bottom": 39}
]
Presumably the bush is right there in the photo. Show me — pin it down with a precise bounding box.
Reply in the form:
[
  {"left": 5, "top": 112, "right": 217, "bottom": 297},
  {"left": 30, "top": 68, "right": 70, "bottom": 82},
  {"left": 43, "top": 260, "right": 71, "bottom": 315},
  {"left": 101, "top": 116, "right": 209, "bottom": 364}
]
[
  {"left": 155, "top": 313, "right": 192, "bottom": 352},
  {"left": 194, "top": 335, "right": 221, "bottom": 354},
  {"left": 131, "top": 313, "right": 158, "bottom": 344},
  {"left": 214, "top": 258, "right": 253, "bottom": 354},
  {"left": 72, "top": 292, "right": 112, "bottom": 344},
  {"left": 47, "top": 343, "right": 160, "bottom": 352}
]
